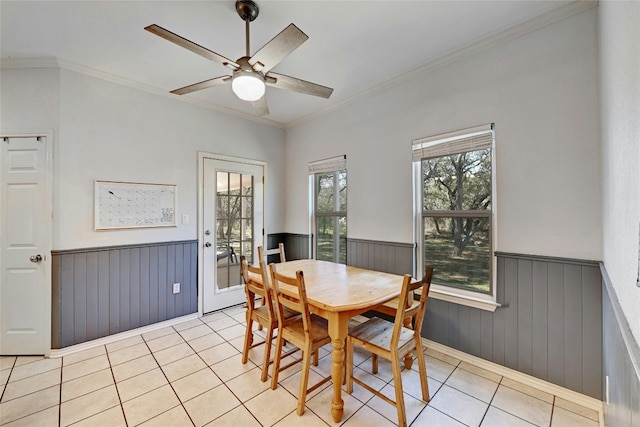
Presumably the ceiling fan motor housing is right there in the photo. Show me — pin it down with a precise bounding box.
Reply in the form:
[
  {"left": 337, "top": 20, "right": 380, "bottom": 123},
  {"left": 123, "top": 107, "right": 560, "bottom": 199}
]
[{"left": 236, "top": 0, "right": 259, "bottom": 22}]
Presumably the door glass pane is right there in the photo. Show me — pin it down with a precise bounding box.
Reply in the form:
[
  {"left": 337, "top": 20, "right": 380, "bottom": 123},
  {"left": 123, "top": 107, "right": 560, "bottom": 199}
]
[
  {"left": 241, "top": 174, "right": 253, "bottom": 196},
  {"left": 241, "top": 219, "right": 252, "bottom": 240},
  {"left": 217, "top": 172, "right": 229, "bottom": 195},
  {"left": 229, "top": 173, "right": 241, "bottom": 195},
  {"left": 242, "top": 196, "right": 252, "bottom": 218}
]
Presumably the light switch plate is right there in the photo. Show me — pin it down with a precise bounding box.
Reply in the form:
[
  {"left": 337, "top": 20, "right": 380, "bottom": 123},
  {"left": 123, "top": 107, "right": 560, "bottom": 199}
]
[{"left": 172, "top": 283, "right": 180, "bottom": 294}]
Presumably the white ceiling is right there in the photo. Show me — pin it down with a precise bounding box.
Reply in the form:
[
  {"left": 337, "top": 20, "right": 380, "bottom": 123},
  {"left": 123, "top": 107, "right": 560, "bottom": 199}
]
[{"left": 1, "top": 1, "right": 583, "bottom": 128}]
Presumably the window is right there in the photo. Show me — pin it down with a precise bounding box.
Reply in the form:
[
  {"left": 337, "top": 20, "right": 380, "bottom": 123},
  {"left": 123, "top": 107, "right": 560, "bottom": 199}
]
[
  {"left": 413, "top": 124, "right": 497, "bottom": 309},
  {"left": 310, "top": 156, "right": 347, "bottom": 264}
]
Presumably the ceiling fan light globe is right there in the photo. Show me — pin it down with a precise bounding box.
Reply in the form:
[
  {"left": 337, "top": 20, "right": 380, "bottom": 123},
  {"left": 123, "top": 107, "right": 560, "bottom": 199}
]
[{"left": 232, "top": 74, "right": 265, "bottom": 101}]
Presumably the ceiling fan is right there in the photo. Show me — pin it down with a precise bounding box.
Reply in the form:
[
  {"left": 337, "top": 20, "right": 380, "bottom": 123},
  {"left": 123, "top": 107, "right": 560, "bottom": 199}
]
[{"left": 145, "top": 0, "right": 333, "bottom": 116}]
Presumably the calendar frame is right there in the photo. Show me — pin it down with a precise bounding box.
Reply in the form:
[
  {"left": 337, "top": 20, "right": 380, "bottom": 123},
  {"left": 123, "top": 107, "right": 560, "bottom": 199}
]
[{"left": 94, "top": 180, "right": 177, "bottom": 230}]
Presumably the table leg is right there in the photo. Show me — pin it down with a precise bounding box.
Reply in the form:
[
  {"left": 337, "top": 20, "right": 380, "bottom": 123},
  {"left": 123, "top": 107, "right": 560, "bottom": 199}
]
[{"left": 328, "top": 312, "right": 348, "bottom": 423}]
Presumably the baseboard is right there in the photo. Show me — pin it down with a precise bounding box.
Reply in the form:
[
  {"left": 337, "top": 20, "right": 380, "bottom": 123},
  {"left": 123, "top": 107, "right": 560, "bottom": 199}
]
[
  {"left": 49, "top": 313, "right": 199, "bottom": 358},
  {"left": 424, "top": 338, "right": 604, "bottom": 424}
]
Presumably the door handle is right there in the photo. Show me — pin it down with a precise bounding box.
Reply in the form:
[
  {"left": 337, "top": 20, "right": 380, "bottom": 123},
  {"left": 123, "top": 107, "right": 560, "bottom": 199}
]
[
  {"left": 30, "top": 254, "right": 43, "bottom": 263},
  {"left": 204, "top": 242, "right": 212, "bottom": 248}
]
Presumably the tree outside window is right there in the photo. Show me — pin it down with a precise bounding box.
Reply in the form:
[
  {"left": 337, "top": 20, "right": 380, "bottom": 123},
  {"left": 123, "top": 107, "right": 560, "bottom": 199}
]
[{"left": 315, "top": 170, "right": 347, "bottom": 263}]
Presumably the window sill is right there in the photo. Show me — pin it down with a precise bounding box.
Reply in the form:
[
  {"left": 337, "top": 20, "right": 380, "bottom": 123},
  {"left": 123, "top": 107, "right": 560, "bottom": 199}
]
[{"left": 422, "top": 286, "right": 501, "bottom": 312}]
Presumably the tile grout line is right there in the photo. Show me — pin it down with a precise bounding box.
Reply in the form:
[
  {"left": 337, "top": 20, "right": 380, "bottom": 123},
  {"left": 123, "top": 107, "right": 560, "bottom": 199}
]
[
  {"left": 103, "top": 343, "right": 130, "bottom": 427},
  {"left": 58, "top": 358, "right": 63, "bottom": 427}
]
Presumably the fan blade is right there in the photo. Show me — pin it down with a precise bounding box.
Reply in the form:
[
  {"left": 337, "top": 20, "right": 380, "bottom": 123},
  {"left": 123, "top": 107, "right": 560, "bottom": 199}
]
[
  {"left": 249, "top": 24, "right": 308, "bottom": 74},
  {"left": 171, "top": 76, "right": 232, "bottom": 95},
  {"left": 145, "top": 24, "right": 239, "bottom": 69},
  {"left": 250, "top": 95, "right": 269, "bottom": 116},
  {"left": 266, "top": 72, "right": 333, "bottom": 98}
]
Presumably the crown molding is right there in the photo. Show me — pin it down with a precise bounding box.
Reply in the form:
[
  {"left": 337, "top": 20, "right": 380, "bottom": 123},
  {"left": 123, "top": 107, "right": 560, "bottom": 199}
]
[
  {"left": 0, "top": 57, "right": 60, "bottom": 69},
  {"left": 285, "top": 0, "right": 598, "bottom": 129},
  {"left": 1, "top": 57, "right": 286, "bottom": 129}
]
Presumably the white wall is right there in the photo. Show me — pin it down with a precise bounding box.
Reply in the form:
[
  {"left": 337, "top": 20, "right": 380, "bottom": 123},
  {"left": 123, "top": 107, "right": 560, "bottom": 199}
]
[
  {"left": 0, "top": 67, "right": 59, "bottom": 131},
  {"left": 599, "top": 0, "right": 640, "bottom": 344},
  {"left": 1, "top": 66, "right": 286, "bottom": 250},
  {"left": 286, "top": 9, "right": 601, "bottom": 261}
]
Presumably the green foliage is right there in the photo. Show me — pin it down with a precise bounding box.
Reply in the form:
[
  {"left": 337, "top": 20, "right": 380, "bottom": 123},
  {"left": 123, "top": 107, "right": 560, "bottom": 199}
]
[
  {"left": 424, "top": 220, "right": 490, "bottom": 293},
  {"left": 315, "top": 171, "right": 347, "bottom": 264}
]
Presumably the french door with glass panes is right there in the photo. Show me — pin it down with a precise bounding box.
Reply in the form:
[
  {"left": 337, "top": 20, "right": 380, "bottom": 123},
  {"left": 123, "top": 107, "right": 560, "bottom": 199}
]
[{"left": 202, "top": 157, "right": 264, "bottom": 313}]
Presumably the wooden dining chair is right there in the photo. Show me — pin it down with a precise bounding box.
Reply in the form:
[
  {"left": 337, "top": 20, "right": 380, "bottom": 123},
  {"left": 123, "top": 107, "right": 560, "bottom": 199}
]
[
  {"left": 269, "top": 263, "right": 332, "bottom": 416},
  {"left": 254, "top": 244, "right": 285, "bottom": 332},
  {"left": 370, "top": 286, "right": 421, "bottom": 371},
  {"left": 258, "top": 243, "right": 286, "bottom": 263},
  {"left": 345, "top": 267, "right": 433, "bottom": 427},
  {"left": 240, "top": 256, "right": 298, "bottom": 382}
]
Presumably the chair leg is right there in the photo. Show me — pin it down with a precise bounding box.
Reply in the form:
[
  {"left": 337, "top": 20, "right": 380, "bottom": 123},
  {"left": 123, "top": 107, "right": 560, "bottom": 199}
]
[
  {"left": 414, "top": 334, "right": 430, "bottom": 401},
  {"left": 297, "top": 345, "right": 312, "bottom": 416},
  {"left": 371, "top": 353, "right": 378, "bottom": 374},
  {"left": 345, "top": 337, "right": 354, "bottom": 394},
  {"left": 270, "top": 332, "right": 285, "bottom": 390},
  {"left": 261, "top": 325, "right": 274, "bottom": 382},
  {"left": 257, "top": 297, "right": 265, "bottom": 331},
  {"left": 242, "top": 317, "right": 253, "bottom": 364},
  {"left": 391, "top": 352, "right": 407, "bottom": 427},
  {"left": 403, "top": 316, "right": 414, "bottom": 369},
  {"left": 313, "top": 348, "right": 319, "bottom": 366}
]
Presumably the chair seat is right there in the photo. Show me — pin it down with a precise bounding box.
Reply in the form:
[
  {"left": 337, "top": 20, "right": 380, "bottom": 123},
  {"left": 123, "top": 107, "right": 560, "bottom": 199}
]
[
  {"left": 350, "top": 317, "right": 415, "bottom": 353},
  {"left": 282, "top": 314, "right": 330, "bottom": 346},
  {"left": 253, "top": 305, "right": 299, "bottom": 325}
]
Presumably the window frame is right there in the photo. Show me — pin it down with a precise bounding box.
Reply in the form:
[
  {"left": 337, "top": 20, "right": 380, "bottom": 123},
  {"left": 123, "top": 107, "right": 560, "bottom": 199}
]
[
  {"left": 309, "top": 155, "right": 347, "bottom": 264},
  {"left": 412, "top": 125, "right": 499, "bottom": 312}
]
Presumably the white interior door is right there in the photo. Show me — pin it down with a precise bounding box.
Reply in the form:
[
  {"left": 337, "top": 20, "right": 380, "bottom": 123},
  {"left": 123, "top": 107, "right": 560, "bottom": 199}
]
[
  {"left": 0, "top": 135, "right": 51, "bottom": 355},
  {"left": 202, "top": 157, "right": 264, "bottom": 313}
]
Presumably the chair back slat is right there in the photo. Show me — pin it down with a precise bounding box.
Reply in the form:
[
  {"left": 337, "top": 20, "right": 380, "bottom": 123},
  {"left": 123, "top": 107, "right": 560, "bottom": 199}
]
[
  {"left": 240, "top": 256, "right": 273, "bottom": 314},
  {"left": 270, "top": 264, "right": 312, "bottom": 336},
  {"left": 411, "top": 266, "right": 433, "bottom": 334},
  {"left": 258, "top": 243, "right": 286, "bottom": 263}
]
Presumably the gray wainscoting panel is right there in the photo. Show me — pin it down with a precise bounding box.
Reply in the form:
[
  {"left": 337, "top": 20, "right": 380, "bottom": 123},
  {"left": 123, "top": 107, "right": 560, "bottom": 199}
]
[
  {"left": 423, "top": 252, "right": 603, "bottom": 399},
  {"left": 52, "top": 240, "right": 197, "bottom": 349},
  {"left": 602, "top": 265, "right": 640, "bottom": 427},
  {"left": 283, "top": 233, "right": 312, "bottom": 260},
  {"left": 346, "top": 238, "right": 413, "bottom": 276}
]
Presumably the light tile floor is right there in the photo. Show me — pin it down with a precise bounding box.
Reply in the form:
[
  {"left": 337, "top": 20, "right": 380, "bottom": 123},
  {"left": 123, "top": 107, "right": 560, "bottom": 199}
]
[{"left": 0, "top": 305, "right": 600, "bottom": 426}]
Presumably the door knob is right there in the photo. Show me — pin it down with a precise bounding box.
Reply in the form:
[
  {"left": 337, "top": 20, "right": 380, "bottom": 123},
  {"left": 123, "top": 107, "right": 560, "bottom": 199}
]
[
  {"left": 205, "top": 242, "right": 212, "bottom": 247},
  {"left": 30, "top": 254, "right": 43, "bottom": 263}
]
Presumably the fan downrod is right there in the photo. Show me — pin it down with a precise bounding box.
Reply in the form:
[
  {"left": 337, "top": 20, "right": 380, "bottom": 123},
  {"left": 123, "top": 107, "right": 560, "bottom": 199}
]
[{"left": 236, "top": 0, "right": 259, "bottom": 22}]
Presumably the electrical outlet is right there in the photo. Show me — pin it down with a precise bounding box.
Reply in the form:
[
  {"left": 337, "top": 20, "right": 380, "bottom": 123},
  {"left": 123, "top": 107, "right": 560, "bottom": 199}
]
[{"left": 172, "top": 283, "right": 180, "bottom": 294}]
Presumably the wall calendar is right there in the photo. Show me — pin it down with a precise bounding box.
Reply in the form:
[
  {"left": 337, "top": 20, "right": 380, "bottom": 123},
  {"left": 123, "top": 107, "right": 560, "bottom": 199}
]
[{"left": 95, "top": 180, "right": 176, "bottom": 230}]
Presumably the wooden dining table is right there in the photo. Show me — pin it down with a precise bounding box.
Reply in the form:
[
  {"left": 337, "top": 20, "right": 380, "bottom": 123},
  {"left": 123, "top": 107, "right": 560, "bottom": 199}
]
[{"left": 269, "top": 259, "right": 407, "bottom": 423}]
